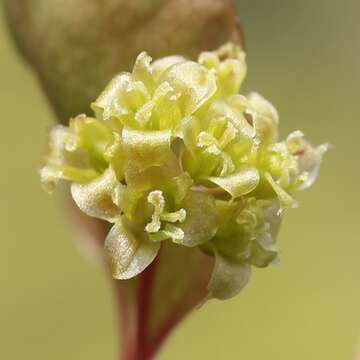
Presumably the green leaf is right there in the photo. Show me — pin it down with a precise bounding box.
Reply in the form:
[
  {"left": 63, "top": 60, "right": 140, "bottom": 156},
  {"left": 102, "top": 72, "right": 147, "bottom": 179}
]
[{"left": 105, "top": 218, "right": 160, "bottom": 280}]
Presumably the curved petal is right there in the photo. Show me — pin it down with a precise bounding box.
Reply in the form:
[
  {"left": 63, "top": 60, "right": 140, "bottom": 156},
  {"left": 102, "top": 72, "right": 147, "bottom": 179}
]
[
  {"left": 247, "top": 92, "right": 279, "bottom": 124},
  {"left": 250, "top": 234, "right": 278, "bottom": 268},
  {"left": 45, "top": 124, "right": 91, "bottom": 169},
  {"left": 199, "top": 43, "right": 247, "bottom": 97},
  {"left": 207, "top": 100, "right": 256, "bottom": 141},
  {"left": 217, "top": 57, "right": 247, "bottom": 97},
  {"left": 265, "top": 172, "right": 298, "bottom": 214},
  {"left": 122, "top": 128, "right": 182, "bottom": 189},
  {"left": 230, "top": 92, "right": 279, "bottom": 144},
  {"left": 164, "top": 172, "right": 193, "bottom": 205},
  {"left": 163, "top": 61, "right": 217, "bottom": 115},
  {"left": 178, "top": 191, "right": 218, "bottom": 247},
  {"left": 209, "top": 166, "right": 260, "bottom": 198},
  {"left": 91, "top": 72, "right": 133, "bottom": 121},
  {"left": 151, "top": 55, "right": 186, "bottom": 81},
  {"left": 71, "top": 167, "right": 121, "bottom": 222},
  {"left": 207, "top": 249, "right": 251, "bottom": 301},
  {"left": 298, "top": 143, "right": 329, "bottom": 190},
  {"left": 105, "top": 218, "right": 160, "bottom": 280},
  {"left": 104, "top": 132, "right": 126, "bottom": 180},
  {"left": 70, "top": 115, "right": 113, "bottom": 169},
  {"left": 134, "top": 81, "right": 182, "bottom": 130},
  {"left": 122, "top": 128, "right": 172, "bottom": 170},
  {"left": 265, "top": 201, "right": 283, "bottom": 240},
  {"left": 132, "top": 51, "right": 155, "bottom": 92},
  {"left": 40, "top": 166, "right": 99, "bottom": 193},
  {"left": 41, "top": 120, "right": 111, "bottom": 192},
  {"left": 181, "top": 116, "right": 202, "bottom": 154}
]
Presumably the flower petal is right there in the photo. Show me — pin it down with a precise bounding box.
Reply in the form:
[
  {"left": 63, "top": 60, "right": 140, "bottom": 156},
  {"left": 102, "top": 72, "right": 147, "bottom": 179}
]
[
  {"left": 71, "top": 167, "right": 121, "bottom": 222},
  {"left": 132, "top": 51, "right": 155, "bottom": 92},
  {"left": 178, "top": 191, "right": 218, "bottom": 247},
  {"left": 40, "top": 166, "right": 98, "bottom": 193},
  {"left": 105, "top": 218, "right": 160, "bottom": 280},
  {"left": 91, "top": 72, "right": 133, "bottom": 121},
  {"left": 250, "top": 234, "right": 278, "bottom": 268},
  {"left": 122, "top": 127, "right": 172, "bottom": 170},
  {"left": 199, "top": 43, "right": 247, "bottom": 97},
  {"left": 207, "top": 100, "right": 256, "bottom": 141},
  {"left": 298, "top": 143, "right": 329, "bottom": 190},
  {"left": 230, "top": 92, "right": 279, "bottom": 144},
  {"left": 151, "top": 55, "right": 186, "bottom": 81},
  {"left": 181, "top": 115, "right": 202, "bottom": 154},
  {"left": 122, "top": 128, "right": 182, "bottom": 190},
  {"left": 45, "top": 124, "right": 90, "bottom": 168},
  {"left": 207, "top": 249, "right": 251, "bottom": 300},
  {"left": 209, "top": 166, "right": 260, "bottom": 198},
  {"left": 70, "top": 115, "right": 113, "bottom": 170},
  {"left": 163, "top": 61, "right": 217, "bottom": 115},
  {"left": 265, "top": 172, "right": 298, "bottom": 214}
]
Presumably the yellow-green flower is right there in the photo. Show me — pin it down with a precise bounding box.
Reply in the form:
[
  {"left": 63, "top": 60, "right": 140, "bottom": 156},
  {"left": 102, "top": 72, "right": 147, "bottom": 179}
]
[{"left": 40, "top": 43, "right": 327, "bottom": 300}]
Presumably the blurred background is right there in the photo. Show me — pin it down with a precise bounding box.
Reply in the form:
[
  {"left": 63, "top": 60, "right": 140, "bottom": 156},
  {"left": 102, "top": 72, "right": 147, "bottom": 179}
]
[{"left": 0, "top": 0, "right": 359, "bottom": 359}]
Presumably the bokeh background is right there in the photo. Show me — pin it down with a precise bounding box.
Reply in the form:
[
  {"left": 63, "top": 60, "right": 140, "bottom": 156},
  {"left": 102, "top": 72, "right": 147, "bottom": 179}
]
[{"left": 1, "top": 0, "right": 359, "bottom": 359}]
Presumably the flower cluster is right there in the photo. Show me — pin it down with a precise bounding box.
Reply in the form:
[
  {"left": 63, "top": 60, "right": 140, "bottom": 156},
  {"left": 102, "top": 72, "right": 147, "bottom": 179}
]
[{"left": 40, "top": 43, "right": 327, "bottom": 300}]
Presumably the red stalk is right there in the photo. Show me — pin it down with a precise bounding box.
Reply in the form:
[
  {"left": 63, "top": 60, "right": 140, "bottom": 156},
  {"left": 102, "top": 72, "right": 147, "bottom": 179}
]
[
  {"left": 112, "top": 242, "right": 213, "bottom": 360},
  {"left": 115, "top": 258, "right": 162, "bottom": 360}
]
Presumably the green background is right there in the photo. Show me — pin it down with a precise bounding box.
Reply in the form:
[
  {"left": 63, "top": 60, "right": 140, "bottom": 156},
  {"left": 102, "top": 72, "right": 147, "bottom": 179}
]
[{"left": 1, "top": 0, "right": 359, "bottom": 359}]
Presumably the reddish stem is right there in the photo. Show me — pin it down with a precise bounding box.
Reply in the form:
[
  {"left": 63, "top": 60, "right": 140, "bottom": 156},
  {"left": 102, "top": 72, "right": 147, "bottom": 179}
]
[
  {"left": 115, "top": 258, "right": 161, "bottom": 360},
  {"left": 112, "top": 245, "right": 211, "bottom": 360},
  {"left": 116, "top": 282, "right": 133, "bottom": 360},
  {"left": 134, "top": 257, "right": 159, "bottom": 360}
]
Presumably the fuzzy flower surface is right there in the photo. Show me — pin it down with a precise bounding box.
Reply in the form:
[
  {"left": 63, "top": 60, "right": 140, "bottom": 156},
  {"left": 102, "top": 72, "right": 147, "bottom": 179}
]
[{"left": 40, "top": 44, "right": 327, "bottom": 300}]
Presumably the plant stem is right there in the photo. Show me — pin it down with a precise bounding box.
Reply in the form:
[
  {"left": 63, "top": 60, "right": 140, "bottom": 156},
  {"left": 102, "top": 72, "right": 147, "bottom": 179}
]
[
  {"left": 114, "top": 259, "right": 163, "bottom": 360},
  {"left": 112, "top": 244, "right": 214, "bottom": 360}
]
